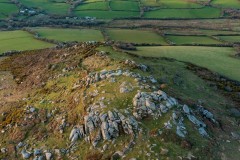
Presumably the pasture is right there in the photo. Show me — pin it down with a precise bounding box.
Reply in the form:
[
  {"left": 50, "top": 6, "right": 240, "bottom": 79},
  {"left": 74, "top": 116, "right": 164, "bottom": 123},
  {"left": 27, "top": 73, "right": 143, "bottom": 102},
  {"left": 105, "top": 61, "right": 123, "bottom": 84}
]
[
  {"left": 0, "top": 2, "right": 18, "bottom": 19},
  {"left": 166, "top": 35, "right": 223, "bottom": 45},
  {"left": 106, "top": 29, "right": 168, "bottom": 44},
  {"left": 74, "top": 10, "right": 139, "bottom": 19},
  {"left": 144, "top": 7, "right": 221, "bottom": 19},
  {"left": 75, "top": 2, "right": 109, "bottom": 10},
  {"left": 211, "top": 0, "right": 240, "bottom": 9},
  {"left": 217, "top": 36, "right": 240, "bottom": 43},
  {"left": 159, "top": 0, "right": 203, "bottom": 8},
  {"left": 32, "top": 28, "right": 104, "bottom": 42},
  {"left": 19, "top": 0, "right": 70, "bottom": 15},
  {"left": 110, "top": 1, "right": 140, "bottom": 11},
  {"left": 140, "top": 0, "right": 203, "bottom": 8},
  {"left": 129, "top": 46, "right": 240, "bottom": 81},
  {"left": 164, "top": 29, "right": 240, "bottom": 36},
  {"left": 0, "top": 30, "right": 54, "bottom": 54}
]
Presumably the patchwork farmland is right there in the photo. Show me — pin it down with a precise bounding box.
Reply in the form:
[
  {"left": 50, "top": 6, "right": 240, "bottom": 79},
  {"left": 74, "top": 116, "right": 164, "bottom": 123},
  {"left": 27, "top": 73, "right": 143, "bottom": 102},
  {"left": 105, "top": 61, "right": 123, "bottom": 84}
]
[
  {"left": 0, "top": 0, "right": 240, "bottom": 160},
  {"left": 31, "top": 28, "right": 104, "bottom": 42},
  {"left": 0, "top": 30, "right": 54, "bottom": 55}
]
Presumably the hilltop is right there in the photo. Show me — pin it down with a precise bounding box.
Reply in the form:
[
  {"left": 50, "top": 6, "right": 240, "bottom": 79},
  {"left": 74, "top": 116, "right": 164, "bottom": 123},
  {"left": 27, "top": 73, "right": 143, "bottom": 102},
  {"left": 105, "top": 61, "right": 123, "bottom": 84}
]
[
  {"left": 0, "top": 42, "right": 239, "bottom": 159},
  {"left": 0, "top": 0, "right": 240, "bottom": 160}
]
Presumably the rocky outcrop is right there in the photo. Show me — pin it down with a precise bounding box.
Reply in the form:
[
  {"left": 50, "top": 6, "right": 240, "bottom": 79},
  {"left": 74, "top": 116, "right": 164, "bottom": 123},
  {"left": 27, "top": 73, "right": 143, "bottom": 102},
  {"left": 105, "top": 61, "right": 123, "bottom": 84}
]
[
  {"left": 132, "top": 90, "right": 177, "bottom": 119},
  {"left": 133, "top": 89, "right": 212, "bottom": 138},
  {"left": 69, "top": 107, "right": 138, "bottom": 147},
  {"left": 6, "top": 66, "right": 217, "bottom": 159},
  {"left": 74, "top": 69, "right": 157, "bottom": 89},
  {"left": 21, "top": 150, "right": 31, "bottom": 159}
]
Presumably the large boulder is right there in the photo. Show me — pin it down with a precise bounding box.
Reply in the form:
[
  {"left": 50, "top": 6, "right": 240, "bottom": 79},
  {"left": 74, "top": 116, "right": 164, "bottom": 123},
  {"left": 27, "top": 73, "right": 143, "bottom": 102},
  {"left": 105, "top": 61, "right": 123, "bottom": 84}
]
[
  {"left": 111, "top": 151, "right": 123, "bottom": 160},
  {"left": 71, "top": 132, "right": 79, "bottom": 143},
  {"left": 183, "top": 105, "right": 190, "bottom": 114},
  {"left": 34, "top": 149, "right": 42, "bottom": 156},
  {"left": 145, "top": 98, "right": 156, "bottom": 110},
  {"left": 69, "top": 127, "right": 78, "bottom": 140},
  {"left": 21, "top": 150, "right": 31, "bottom": 159},
  {"left": 160, "top": 104, "right": 168, "bottom": 113},
  {"left": 198, "top": 127, "right": 209, "bottom": 137},
  {"left": 45, "top": 152, "right": 52, "bottom": 160},
  {"left": 187, "top": 115, "right": 206, "bottom": 127}
]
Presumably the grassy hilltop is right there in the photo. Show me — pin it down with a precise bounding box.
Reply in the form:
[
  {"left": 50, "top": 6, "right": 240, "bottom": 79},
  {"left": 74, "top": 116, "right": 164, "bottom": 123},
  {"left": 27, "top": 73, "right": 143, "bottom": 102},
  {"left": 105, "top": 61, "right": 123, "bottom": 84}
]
[{"left": 0, "top": 0, "right": 240, "bottom": 160}]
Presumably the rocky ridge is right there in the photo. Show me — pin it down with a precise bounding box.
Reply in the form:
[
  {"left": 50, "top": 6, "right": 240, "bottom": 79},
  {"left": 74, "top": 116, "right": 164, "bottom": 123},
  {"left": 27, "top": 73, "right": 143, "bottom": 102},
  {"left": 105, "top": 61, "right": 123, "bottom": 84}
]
[{"left": 0, "top": 48, "right": 221, "bottom": 160}]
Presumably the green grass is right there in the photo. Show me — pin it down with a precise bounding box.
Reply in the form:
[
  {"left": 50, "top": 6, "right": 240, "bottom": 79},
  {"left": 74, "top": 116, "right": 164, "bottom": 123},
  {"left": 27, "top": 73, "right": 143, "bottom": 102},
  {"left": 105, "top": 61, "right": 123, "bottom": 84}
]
[
  {"left": 110, "top": 1, "right": 140, "bottom": 11},
  {"left": 217, "top": 36, "right": 240, "bottom": 43},
  {"left": 19, "top": 0, "right": 70, "bottom": 15},
  {"left": 74, "top": 10, "right": 139, "bottom": 19},
  {"left": 164, "top": 29, "right": 240, "bottom": 36},
  {"left": 144, "top": 7, "right": 221, "bottom": 19},
  {"left": 141, "top": 0, "right": 203, "bottom": 8},
  {"left": 160, "top": 0, "right": 203, "bottom": 8},
  {"left": 141, "top": 0, "right": 160, "bottom": 6},
  {"left": 212, "top": 0, "right": 240, "bottom": 9},
  {"left": 75, "top": 2, "right": 109, "bottom": 10},
  {"left": 0, "top": 2, "right": 18, "bottom": 19},
  {"left": 198, "top": 29, "right": 240, "bottom": 35},
  {"left": 167, "top": 35, "right": 223, "bottom": 45},
  {"left": 0, "top": 0, "right": 11, "bottom": 2},
  {"left": 106, "top": 29, "right": 168, "bottom": 44},
  {"left": 84, "top": 0, "right": 106, "bottom": 2},
  {"left": 129, "top": 46, "right": 240, "bottom": 81},
  {"left": 0, "top": 13, "right": 6, "bottom": 19},
  {"left": 0, "top": 30, "right": 54, "bottom": 54},
  {"left": 141, "top": 0, "right": 201, "bottom": 7},
  {"left": 32, "top": 28, "right": 104, "bottom": 42}
]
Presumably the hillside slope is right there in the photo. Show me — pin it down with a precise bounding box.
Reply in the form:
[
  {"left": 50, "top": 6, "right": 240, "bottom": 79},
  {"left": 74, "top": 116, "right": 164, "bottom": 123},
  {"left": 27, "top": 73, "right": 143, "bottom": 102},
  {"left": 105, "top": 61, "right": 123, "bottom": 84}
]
[{"left": 0, "top": 43, "right": 239, "bottom": 160}]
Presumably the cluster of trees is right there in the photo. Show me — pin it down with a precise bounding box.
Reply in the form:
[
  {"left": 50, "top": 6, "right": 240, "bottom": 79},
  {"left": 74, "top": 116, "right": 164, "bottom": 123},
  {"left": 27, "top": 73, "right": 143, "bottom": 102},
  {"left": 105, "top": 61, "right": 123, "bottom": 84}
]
[
  {"left": 224, "top": 9, "right": 240, "bottom": 18},
  {"left": 3, "top": 14, "right": 104, "bottom": 29},
  {"left": 114, "top": 42, "right": 137, "bottom": 50}
]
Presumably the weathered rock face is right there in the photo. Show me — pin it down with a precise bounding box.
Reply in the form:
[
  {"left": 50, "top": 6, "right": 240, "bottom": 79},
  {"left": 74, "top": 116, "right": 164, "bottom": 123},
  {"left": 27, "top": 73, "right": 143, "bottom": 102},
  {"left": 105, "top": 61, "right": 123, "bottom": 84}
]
[
  {"left": 21, "top": 150, "right": 31, "bottom": 159},
  {"left": 132, "top": 90, "right": 178, "bottom": 119},
  {"left": 69, "top": 106, "right": 138, "bottom": 147},
  {"left": 198, "top": 106, "right": 216, "bottom": 122},
  {"left": 34, "top": 149, "right": 42, "bottom": 156},
  {"left": 78, "top": 68, "right": 214, "bottom": 140},
  {"left": 132, "top": 89, "right": 213, "bottom": 138},
  {"left": 124, "top": 60, "right": 149, "bottom": 72},
  {"left": 45, "top": 152, "right": 52, "bottom": 160},
  {"left": 75, "top": 69, "right": 158, "bottom": 90}
]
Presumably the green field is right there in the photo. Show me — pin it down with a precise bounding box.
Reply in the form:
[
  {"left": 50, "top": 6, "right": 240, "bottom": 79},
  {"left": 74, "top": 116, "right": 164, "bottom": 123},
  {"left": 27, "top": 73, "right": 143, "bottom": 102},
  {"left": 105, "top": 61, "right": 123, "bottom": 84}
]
[
  {"left": 140, "top": 0, "right": 203, "bottom": 8},
  {"left": 106, "top": 29, "right": 168, "bottom": 44},
  {"left": 212, "top": 0, "right": 240, "bottom": 9},
  {"left": 0, "top": 2, "right": 18, "bottom": 19},
  {"left": 32, "top": 28, "right": 104, "bottom": 42},
  {"left": 110, "top": 1, "right": 140, "bottom": 11},
  {"left": 84, "top": 0, "right": 106, "bottom": 2},
  {"left": 0, "top": 14, "right": 5, "bottom": 19},
  {"left": 19, "top": 0, "right": 70, "bottom": 15},
  {"left": 75, "top": 2, "right": 109, "bottom": 10},
  {"left": 0, "top": 30, "right": 54, "bottom": 54},
  {"left": 197, "top": 29, "right": 240, "bottom": 36},
  {"left": 217, "top": 36, "right": 240, "bottom": 43},
  {"left": 164, "top": 29, "right": 240, "bottom": 36},
  {"left": 129, "top": 46, "right": 240, "bottom": 81},
  {"left": 144, "top": 7, "right": 221, "bottom": 19},
  {"left": 0, "top": 0, "right": 11, "bottom": 2},
  {"left": 167, "top": 35, "right": 223, "bottom": 45},
  {"left": 74, "top": 10, "right": 139, "bottom": 19}
]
